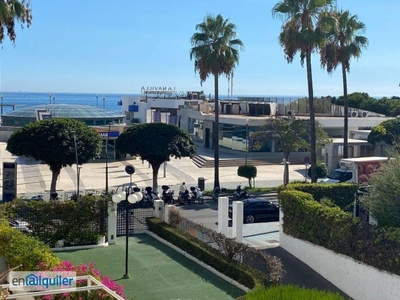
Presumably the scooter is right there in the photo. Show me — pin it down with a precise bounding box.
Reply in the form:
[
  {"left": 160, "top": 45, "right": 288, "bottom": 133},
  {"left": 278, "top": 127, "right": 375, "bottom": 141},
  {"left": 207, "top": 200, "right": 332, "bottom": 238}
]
[
  {"left": 212, "top": 186, "right": 228, "bottom": 201},
  {"left": 161, "top": 185, "right": 175, "bottom": 205},
  {"left": 178, "top": 189, "right": 191, "bottom": 205},
  {"left": 189, "top": 186, "right": 204, "bottom": 204},
  {"left": 140, "top": 186, "right": 159, "bottom": 207},
  {"left": 30, "top": 194, "right": 44, "bottom": 201},
  {"left": 232, "top": 184, "right": 249, "bottom": 200}
]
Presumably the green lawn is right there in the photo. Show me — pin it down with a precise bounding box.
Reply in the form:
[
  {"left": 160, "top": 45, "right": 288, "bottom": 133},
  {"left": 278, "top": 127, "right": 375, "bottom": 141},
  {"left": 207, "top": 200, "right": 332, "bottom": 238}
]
[{"left": 57, "top": 234, "right": 245, "bottom": 300}]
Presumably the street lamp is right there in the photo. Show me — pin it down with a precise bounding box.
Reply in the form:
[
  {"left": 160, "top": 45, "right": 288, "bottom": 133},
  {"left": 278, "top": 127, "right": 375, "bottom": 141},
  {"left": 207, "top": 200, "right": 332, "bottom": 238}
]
[
  {"left": 245, "top": 119, "right": 249, "bottom": 165},
  {"left": 0, "top": 94, "right": 3, "bottom": 116},
  {"left": 112, "top": 164, "right": 143, "bottom": 279},
  {"left": 71, "top": 131, "right": 79, "bottom": 197},
  {"left": 105, "top": 122, "right": 112, "bottom": 194},
  {"left": 96, "top": 94, "right": 99, "bottom": 107},
  {"left": 103, "top": 95, "right": 105, "bottom": 109}
]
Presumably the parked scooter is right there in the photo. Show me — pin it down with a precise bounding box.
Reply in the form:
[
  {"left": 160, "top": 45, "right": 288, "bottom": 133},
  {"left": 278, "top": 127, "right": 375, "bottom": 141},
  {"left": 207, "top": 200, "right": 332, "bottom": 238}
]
[
  {"left": 212, "top": 186, "right": 228, "bottom": 201},
  {"left": 30, "top": 194, "right": 44, "bottom": 201},
  {"left": 189, "top": 186, "right": 204, "bottom": 204},
  {"left": 178, "top": 189, "right": 191, "bottom": 205},
  {"left": 140, "top": 186, "right": 159, "bottom": 207},
  {"left": 161, "top": 185, "right": 175, "bottom": 205},
  {"left": 232, "top": 184, "right": 249, "bottom": 200}
]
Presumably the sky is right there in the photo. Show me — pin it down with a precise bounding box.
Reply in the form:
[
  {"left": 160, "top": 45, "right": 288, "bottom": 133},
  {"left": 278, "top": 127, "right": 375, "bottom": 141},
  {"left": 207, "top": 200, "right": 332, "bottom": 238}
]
[{"left": 1, "top": 0, "right": 400, "bottom": 98}]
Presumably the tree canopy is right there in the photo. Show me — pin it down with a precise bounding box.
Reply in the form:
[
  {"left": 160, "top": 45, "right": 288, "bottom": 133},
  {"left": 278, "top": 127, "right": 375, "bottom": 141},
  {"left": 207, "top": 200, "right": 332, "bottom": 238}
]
[
  {"left": 361, "top": 154, "right": 400, "bottom": 228},
  {"left": 115, "top": 123, "right": 196, "bottom": 189},
  {"left": 368, "top": 118, "right": 400, "bottom": 151},
  {"left": 0, "top": 0, "right": 32, "bottom": 44},
  {"left": 190, "top": 13, "right": 244, "bottom": 189},
  {"left": 6, "top": 118, "right": 103, "bottom": 193},
  {"left": 251, "top": 116, "right": 331, "bottom": 160}
]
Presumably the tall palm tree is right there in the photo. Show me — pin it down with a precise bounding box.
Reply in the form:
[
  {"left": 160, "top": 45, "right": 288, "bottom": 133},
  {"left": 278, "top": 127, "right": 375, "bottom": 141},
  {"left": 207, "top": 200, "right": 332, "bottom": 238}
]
[
  {"left": 320, "top": 10, "right": 368, "bottom": 158},
  {"left": 0, "top": 0, "right": 32, "bottom": 44},
  {"left": 272, "top": 0, "right": 333, "bottom": 183},
  {"left": 190, "top": 14, "right": 244, "bottom": 189}
]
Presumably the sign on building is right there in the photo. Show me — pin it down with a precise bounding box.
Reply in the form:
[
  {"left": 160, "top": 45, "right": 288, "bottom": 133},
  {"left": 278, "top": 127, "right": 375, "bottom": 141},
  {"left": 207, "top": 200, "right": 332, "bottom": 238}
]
[{"left": 2, "top": 162, "right": 17, "bottom": 202}]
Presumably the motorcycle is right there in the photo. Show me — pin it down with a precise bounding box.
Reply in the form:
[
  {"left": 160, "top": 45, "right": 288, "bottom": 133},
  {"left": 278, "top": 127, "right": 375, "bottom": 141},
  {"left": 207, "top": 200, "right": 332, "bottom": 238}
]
[
  {"left": 178, "top": 189, "right": 191, "bottom": 205},
  {"left": 140, "top": 186, "right": 159, "bottom": 207},
  {"left": 189, "top": 186, "right": 204, "bottom": 204},
  {"left": 212, "top": 186, "right": 228, "bottom": 201},
  {"left": 161, "top": 185, "right": 175, "bottom": 205},
  {"left": 232, "top": 184, "right": 249, "bottom": 200},
  {"left": 30, "top": 194, "right": 44, "bottom": 201}
]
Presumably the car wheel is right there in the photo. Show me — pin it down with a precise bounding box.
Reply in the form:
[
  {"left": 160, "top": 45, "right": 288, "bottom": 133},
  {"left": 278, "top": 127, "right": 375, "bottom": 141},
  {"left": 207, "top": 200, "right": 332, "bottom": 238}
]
[{"left": 245, "top": 215, "right": 255, "bottom": 224}]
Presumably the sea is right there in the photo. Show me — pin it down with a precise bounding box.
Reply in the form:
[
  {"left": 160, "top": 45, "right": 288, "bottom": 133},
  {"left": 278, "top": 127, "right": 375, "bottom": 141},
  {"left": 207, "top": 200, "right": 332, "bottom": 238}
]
[{"left": 0, "top": 92, "right": 306, "bottom": 115}]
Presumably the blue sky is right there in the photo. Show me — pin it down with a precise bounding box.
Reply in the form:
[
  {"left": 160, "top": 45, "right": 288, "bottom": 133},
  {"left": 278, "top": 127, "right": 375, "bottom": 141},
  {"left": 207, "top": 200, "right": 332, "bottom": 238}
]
[{"left": 1, "top": 0, "right": 399, "bottom": 97}]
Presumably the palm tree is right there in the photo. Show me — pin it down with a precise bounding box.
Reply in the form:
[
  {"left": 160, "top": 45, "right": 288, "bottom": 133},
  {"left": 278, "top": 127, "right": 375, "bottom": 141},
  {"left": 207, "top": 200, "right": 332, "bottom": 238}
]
[
  {"left": 0, "top": 0, "right": 32, "bottom": 44},
  {"left": 320, "top": 10, "right": 368, "bottom": 158},
  {"left": 272, "top": 0, "right": 333, "bottom": 183},
  {"left": 190, "top": 14, "right": 244, "bottom": 189}
]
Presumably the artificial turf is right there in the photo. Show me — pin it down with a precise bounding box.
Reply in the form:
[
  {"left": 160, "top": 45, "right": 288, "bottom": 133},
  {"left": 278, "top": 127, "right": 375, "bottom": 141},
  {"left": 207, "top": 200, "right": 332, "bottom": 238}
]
[{"left": 57, "top": 234, "right": 245, "bottom": 300}]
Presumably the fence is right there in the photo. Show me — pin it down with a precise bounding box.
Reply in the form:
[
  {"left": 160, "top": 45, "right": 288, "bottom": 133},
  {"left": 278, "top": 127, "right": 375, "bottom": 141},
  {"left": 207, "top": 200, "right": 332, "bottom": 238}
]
[{"left": 116, "top": 203, "right": 154, "bottom": 236}]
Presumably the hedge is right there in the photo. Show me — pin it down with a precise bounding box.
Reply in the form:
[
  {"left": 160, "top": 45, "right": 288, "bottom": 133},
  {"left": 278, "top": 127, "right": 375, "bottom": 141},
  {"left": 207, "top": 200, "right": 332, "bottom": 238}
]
[
  {"left": 278, "top": 183, "right": 358, "bottom": 211},
  {"left": 0, "top": 224, "right": 60, "bottom": 271},
  {"left": 279, "top": 189, "right": 400, "bottom": 276},
  {"left": 2, "top": 196, "right": 108, "bottom": 247},
  {"left": 146, "top": 217, "right": 271, "bottom": 289}
]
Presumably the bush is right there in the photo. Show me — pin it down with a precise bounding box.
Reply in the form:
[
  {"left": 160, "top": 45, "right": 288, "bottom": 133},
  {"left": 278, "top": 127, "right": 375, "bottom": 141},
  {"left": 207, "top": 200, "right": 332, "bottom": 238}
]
[
  {"left": 243, "top": 284, "right": 344, "bottom": 300},
  {"left": 307, "top": 163, "right": 328, "bottom": 178},
  {"left": 38, "top": 260, "right": 124, "bottom": 299},
  {"left": 279, "top": 182, "right": 358, "bottom": 211},
  {"left": 0, "top": 224, "right": 60, "bottom": 271},
  {"left": 146, "top": 217, "right": 274, "bottom": 289},
  {"left": 279, "top": 189, "right": 400, "bottom": 276},
  {"left": 1, "top": 196, "right": 108, "bottom": 247}
]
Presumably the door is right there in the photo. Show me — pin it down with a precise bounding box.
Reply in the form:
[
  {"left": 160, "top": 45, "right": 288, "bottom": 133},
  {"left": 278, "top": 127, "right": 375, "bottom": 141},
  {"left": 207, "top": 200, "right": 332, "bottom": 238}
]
[{"left": 205, "top": 128, "right": 210, "bottom": 148}]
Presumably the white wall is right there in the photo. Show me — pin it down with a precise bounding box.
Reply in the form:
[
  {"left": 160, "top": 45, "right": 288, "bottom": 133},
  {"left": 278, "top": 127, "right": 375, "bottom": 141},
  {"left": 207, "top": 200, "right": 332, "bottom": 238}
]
[{"left": 280, "top": 232, "right": 400, "bottom": 300}]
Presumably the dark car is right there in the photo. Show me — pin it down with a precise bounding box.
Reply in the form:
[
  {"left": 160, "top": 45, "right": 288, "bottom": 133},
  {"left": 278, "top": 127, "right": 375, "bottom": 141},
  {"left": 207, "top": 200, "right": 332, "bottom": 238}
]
[{"left": 228, "top": 198, "right": 279, "bottom": 224}]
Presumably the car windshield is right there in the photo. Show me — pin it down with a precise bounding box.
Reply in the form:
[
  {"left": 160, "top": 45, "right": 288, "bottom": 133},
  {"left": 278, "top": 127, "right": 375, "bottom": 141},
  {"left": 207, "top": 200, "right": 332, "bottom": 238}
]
[{"left": 328, "top": 170, "right": 344, "bottom": 180}]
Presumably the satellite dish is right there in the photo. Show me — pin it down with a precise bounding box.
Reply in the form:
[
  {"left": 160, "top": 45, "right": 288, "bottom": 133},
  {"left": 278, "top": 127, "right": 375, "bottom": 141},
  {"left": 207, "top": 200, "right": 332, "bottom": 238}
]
[{"left": 125, "top": 164, "right": 135, "bottom": 175}]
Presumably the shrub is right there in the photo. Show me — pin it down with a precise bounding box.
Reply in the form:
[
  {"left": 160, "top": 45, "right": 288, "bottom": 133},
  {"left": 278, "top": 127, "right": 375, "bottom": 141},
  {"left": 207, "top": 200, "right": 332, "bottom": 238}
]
[
  {"left": 168, "top": 206, "right": 183, "bottom": 227},
  {"left": 279, "top": 182, "right": 358, "bottom": 211},
  {"left": 146, "top": 217, "right": 276, "bottom": 288},
  {"left": 1, "top": 196, "right": 108, "bottom": 247},
  {"left": 279, "top": 189, "right": 400, "bottom": 276},
  {"left": 307, "top": 163, "right": 328, "bottom": 178},
  {"left": 243, "top": 284, "right": 344, "bottom": 300},
  {"left": 0, "top": 224, "right": 60, "bottom": 271},
  {"left": 38, "top": 260, "right": 124, "bottom": 299}
]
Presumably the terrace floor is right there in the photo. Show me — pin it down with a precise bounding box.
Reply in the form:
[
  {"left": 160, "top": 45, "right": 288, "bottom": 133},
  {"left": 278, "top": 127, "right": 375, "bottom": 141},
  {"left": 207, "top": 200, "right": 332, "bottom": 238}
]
[{"left": 57, "top": 234, "right": 245, "bottom": 300}]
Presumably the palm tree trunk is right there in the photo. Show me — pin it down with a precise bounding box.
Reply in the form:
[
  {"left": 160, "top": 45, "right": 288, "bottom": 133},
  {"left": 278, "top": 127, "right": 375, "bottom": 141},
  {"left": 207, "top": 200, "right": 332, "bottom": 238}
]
[
  {"left": 306, "top": 51, "right": 317, "bottom": 183},
  {"left": 50, "top": 168, "right": 61, "bottom": 194},
  {"left": 342, "top": 63, "right": 349, "bottom": 158},
  {"left": 213, "top": 73, "right": 220, "bottom": 189}
]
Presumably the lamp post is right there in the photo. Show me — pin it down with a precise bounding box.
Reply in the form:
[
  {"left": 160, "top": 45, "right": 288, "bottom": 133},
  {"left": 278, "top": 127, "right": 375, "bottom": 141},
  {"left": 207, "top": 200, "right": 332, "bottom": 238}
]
[
  {"left": 245, "top": 119, "right": 249, "bottom": 165},
  {"left": 112, "top": 164, "right": 143, "bottom": 279},
  {"left": 105, "top": 122, "right": 112, "bottom": 194},
  {"left": 96, "top": 94, "right": 99, "bottom": 107},
  {"left": 103, "top": 95, "right": 105, "bottom": 109},
  {"left": 71, "top": 131, "right": 79, "bottom": 197},
  {"left": 0, "top": 94, "right": 3, "bottom": 116}
]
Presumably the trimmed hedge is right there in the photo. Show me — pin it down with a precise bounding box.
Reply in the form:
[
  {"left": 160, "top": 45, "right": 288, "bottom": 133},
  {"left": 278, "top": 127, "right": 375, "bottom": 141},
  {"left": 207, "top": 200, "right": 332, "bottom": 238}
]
[
  {"left": 279, "top": 183, "right": 358, "bottom": 211},
  {"left": 0, "top": 224, "right": 60, "bottom": 271},
  {"left": 242, "top": 284, "right": 344, "bottom": 300},
  {"left": 279, "top": 190, "right": 400, "bottom": 276},
  {"left": 146, "top": 217, "right": 270, "bottom": 289},
  {"left": 2, "top": 196, "right": 108, "bottom": 247}
]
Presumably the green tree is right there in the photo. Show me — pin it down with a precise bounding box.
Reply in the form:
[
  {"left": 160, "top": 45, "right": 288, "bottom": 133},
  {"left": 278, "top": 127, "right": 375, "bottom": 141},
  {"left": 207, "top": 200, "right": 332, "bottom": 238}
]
[
  {"left": 320, "top": 9, "right": 368, "bottom": 158},
  {"left": 251, "top": 117, "right": 331, "bottom": 160},
  {"left": 115, "top": 123, "right": 196, "bottom": 190},
  {"left": 368, "top": 118, "right": 400, "bottom": 151},
  {"left": 190, "top": 14, "right": 244, "bottom": 189},
  {"left": 272, "top": 0, "right": 333, "bottom": 183},
  {"left": 0, "top": 0, "right": 32, "bottom": 44},
  {"left": 6, "top": 119, "right": 103, "bottom": 194},
  {"left": 361, "top": 153, "right": 400, "bottom": 227},
  {"left": 237, "top": 165, "right": 257, "bottom": 188}
]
